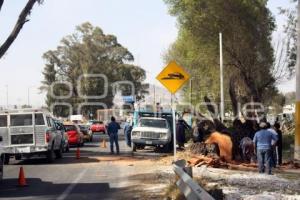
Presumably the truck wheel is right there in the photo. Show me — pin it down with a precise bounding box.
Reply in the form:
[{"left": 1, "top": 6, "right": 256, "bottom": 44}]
[
  {"left": 132, "top": 143, "right": 137, "bottom": 152},
  {"left": 46, "top": 146, "right": 55, "bottom": 163},
  {"left": 55, "top": 144, "right": 63, "bottom": 159},
  {"left": 162, "top": 143, "right": 171, "bottom": 153}
]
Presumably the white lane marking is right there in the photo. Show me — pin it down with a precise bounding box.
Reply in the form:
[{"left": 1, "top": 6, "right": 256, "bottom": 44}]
[{"left": 56, "top": 168, "right": 88, "bottom": 200}]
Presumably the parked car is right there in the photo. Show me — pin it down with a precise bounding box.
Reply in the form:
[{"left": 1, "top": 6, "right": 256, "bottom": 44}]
[
  {"left": 78, "top": 125, "right": 92, "bottom": 142},
  {"left": 131, "top": 117, "right": 172, "bottom": 152},
  {"left": 54, "top": 120, "right": 69, "bottom": 152},
  {"left": 0, "top": 109, "right": 64, "bottom": 164},
  {"left": 90, "top": 121, "right": 106, "bottom": 134},
  {"left": 63, "top": 123, "right": 84, "bottom": 147}
]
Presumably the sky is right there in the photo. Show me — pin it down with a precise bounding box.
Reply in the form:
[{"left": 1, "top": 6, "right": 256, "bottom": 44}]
[{"left": 0, "top": 0, "right": 296, "bottom": 107}]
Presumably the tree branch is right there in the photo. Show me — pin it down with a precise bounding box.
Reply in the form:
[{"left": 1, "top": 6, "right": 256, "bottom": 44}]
[
  {"left": 0, "top": 0, "right": 39, "bottom": 59},
  {"left": 0, "top": 0, "right": 4, "bottom": 13}
]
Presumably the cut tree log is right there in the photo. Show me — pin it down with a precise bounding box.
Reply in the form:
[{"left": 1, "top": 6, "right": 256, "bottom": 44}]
[
  {"left": 205, "top": 132, "right": 233, "bottom": 162},
  {"left": 189, "top": 142, "right": 220, "bottom": 157}
]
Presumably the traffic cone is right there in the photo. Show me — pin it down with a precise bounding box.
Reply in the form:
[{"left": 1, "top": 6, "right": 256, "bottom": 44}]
[
  {"left": 76, "top": 147, "right": 80, "bottom": 159},
  {"left": 18, "top": 167, "right": 28, "bottom": 187},
  {"left": 100, "top": 139, "right": 107, "bottom": 148}
]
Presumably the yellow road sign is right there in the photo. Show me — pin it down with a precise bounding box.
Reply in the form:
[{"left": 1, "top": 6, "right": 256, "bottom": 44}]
[{"left": 156, "top": 61, "right": 190, "bottom": 94}]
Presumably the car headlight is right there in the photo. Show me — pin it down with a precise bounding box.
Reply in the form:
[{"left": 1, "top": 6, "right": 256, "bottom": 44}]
[
  {"left": 131, "top": 131, "right": 140, "bottom": 138},
  {"left": 160, "top": 133, "right": 168, "bottom": 139}
]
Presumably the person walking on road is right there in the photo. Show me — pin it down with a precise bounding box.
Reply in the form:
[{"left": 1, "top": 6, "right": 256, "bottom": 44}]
[
  {"left": 107, "top": 116, "right": 121, "bottom": 154},
  {"left": 124, "top": 118, "right": 133, "bottom": 147},
  {"left": 253, "top": 122, "right": 278, "bottom": 175}
]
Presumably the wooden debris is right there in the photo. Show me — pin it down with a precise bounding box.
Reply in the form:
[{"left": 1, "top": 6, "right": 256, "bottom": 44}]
[
  {"left": 227, "top": 163, "right": 257, "bottom": 171},
  {"left": 188, "top": 155, "right": 227, "bottom": 168}
]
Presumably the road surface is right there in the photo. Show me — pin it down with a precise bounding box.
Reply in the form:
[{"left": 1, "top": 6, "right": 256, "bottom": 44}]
[{"left": 0, "top": 134, "right": 172, "bottom": 200}]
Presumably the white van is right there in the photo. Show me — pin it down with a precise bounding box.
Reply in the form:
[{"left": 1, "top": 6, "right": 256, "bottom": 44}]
[{"left": 0, "top": 109, "right": 63, "bottom": 164}]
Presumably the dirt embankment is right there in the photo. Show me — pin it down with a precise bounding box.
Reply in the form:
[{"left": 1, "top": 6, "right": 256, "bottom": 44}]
[{"left": 194, "top": 166, "right": 300, "bottom": 200}]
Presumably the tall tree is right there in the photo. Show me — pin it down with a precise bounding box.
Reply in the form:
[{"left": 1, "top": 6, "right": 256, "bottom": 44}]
[
  {"left": 164, "top": 0, "right": 288, "bottom": 116},
  {"left": 41, "top": 22, "right": 147, "bottom": 117},
  {"left": 277, "top": 0, "right": 297, "bottom": 80},
  {"left": 0, "top": 0, "right": 43, "bottom": 59}
]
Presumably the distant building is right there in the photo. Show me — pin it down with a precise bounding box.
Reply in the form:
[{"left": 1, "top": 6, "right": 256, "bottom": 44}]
[{"left": 283, "top": 104, "right": 295, "bottom": 114}]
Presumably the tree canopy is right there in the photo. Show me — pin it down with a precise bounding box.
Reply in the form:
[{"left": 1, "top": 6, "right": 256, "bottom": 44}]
[
  {"left": 164, "top": 0, "right": 293, "bottom": 116},
  {"left": 41, "top": 22, "right": 147, "bottom": 117}
]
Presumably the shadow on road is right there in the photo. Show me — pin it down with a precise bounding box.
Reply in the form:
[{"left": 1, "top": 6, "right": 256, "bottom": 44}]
[
  {"left": 12, "top": 156, "right": 101, "bottom": 165},
  {"left": 0, "top": 178, "right": 109, "bottom": 199},
  {"left": 0, "top": 178, "right": 162, "bottom": 200}
]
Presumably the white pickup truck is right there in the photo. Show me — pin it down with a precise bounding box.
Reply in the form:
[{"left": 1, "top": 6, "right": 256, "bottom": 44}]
[
  {"left": 0, "top": 109, "right": 64, "bottom": 164},
  {"left": 131, "top": 117, "right": 172, "bottom": 152}
]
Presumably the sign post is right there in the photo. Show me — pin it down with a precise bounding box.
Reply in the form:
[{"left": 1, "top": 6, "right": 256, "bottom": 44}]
[
  {"left": 156, "top": 61, "right": 190, "bottom": 161},
  {"left": 172, "top": 94, "right": 177, "bottom": 160}
]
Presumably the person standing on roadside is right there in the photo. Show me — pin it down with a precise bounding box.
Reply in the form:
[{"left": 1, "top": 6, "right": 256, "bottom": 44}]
[
  {"left": 176, "top": 118, "right": 190, "bottom": 150},
  {"left": 267, "top": 122, "right": 278, "bottom": 168},
  {"left": 124, "top": 118, "right": 133, "bottom": 147},
  {"left": 253, "top": 122, "right": 278, "bottom": 175},
  {"left": 274, "top": 122, "right": 283, "bottom": 165},
  {"left": 107, "top": 116, "right": 121, "bottom": 154}
]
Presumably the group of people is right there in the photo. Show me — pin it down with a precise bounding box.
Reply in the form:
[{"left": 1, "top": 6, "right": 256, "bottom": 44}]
[
  {"left": 179, "top": 116, "right": 283, "bottom": 175},
  {"left": 108, "top": 115, "right": 283, "bottom": 175}
]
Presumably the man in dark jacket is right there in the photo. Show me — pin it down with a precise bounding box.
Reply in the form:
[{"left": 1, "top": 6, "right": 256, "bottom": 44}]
[
  {"left": 124, "top": 119, "right": 133, "bottom": 147},
  {"left": 176, "top": 118, "right": 190, "bottom": 150},
  {"left": 107, "top": 116, "right": 121, "bottom": 154},
  {"left": 274, "top": 122, "right": 283, "bottom": 165}
]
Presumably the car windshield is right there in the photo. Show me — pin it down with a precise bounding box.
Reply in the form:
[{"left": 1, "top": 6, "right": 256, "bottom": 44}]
[
  {"left": 92, "top": 121, "right": 102, "bottom": 125},
  {"left": 139, "top": 118, "right": 167, "bottom": 128},
  {"left": 79, "top": 125, "right": 88, "bottom": 130},
  {"left": 64, "top": 125, "right": 76, "bottom": 131}
]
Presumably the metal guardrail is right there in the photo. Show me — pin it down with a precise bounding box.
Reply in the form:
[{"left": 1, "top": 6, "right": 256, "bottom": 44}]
[{"left": 173, "top": 160, "right": 215, "bottom": 200}]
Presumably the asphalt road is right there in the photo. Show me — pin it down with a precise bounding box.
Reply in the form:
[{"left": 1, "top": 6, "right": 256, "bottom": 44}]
[{"left": 0, "top": 134, "right": 170, "bottom": 200}]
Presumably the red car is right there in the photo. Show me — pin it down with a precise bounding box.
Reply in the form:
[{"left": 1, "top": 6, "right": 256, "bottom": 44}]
[
  {"left": 90, "top": 121, "right": 106, "bottom": 134},
  {"left": 63, "top": 123, "right": 84, "bottom": 146}
]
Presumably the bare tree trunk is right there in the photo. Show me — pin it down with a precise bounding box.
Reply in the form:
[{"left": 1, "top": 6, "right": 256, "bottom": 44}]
[{"left": 0, "top": 0, "right": 40, "bottom": 59}]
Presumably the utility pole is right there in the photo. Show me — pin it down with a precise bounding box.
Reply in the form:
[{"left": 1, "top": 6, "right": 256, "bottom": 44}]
[
  {"left": 28, "top": 87, "right": 30, "bottom": 106},
  {"left": 190, "top": 78, "right": 193, "bottom": 106},
  {"left": 295, "top": 0, "right": 300, "bottom": 161},
  {"left": 153, "top": 85, "right": 156, "bottom": 108},
  {"left": 171, "top": 94, "right": 176, "bottom": 161},
  {"left": 190, "top": 78, "right": 194, "bottom": 114},
  {"left": 219, "top": 32, "right": 224, "bottom": 122}
]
